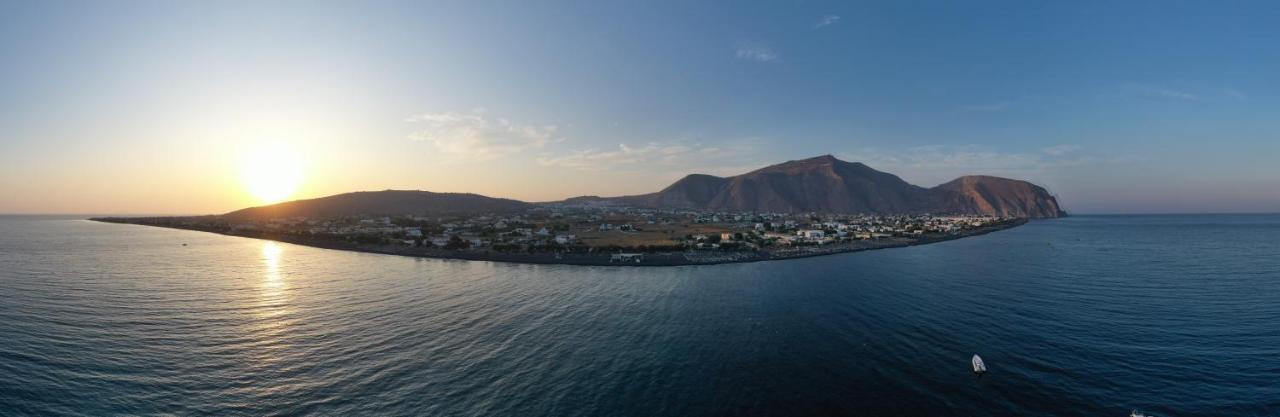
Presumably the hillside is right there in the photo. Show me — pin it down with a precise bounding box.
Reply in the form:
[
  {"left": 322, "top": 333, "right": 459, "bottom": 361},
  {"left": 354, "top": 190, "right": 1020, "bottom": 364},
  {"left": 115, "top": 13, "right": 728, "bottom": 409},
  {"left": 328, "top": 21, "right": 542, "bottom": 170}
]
[
  {"left": 575, "top": 155, "right": 1065, "bottom": 218},
  {"left": 217, "top": 156, "right": 1065, "bottom": 221},
  {"left": 931, "top": 175, "right": 1068, "bottom": 218},
  {"left": 223, "top": 190, "right": 531, "bottom": 220}
]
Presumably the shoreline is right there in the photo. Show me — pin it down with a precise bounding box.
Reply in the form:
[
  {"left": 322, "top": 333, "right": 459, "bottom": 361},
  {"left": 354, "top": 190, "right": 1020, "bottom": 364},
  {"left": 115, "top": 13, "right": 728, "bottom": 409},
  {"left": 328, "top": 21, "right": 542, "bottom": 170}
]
[{"left": 90, "top": 218, "right": 1028, "bottom": 267}]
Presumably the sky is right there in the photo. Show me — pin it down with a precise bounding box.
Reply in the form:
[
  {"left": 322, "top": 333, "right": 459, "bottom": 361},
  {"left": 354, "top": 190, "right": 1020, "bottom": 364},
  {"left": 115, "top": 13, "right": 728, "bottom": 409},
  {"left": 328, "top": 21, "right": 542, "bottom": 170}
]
[{"left": 1, "top": 0, "right": 1278, "bottom": 214}]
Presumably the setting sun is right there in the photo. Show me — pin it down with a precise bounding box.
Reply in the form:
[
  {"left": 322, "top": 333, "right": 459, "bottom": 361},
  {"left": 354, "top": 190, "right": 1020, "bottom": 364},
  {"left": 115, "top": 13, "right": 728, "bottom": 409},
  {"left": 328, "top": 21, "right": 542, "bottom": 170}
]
[{"left": 240, "top": 143, "right": 304, "bottom": 204}]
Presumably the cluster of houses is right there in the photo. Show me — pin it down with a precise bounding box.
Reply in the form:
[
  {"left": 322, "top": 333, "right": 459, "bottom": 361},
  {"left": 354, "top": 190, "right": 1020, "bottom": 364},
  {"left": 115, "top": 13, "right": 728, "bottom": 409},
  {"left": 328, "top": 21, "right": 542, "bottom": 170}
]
[
  {"left": 681, "top": 214, "right": 1006, "bottom": 249},
  {"left": 237, "top": 214, "right": 578, "bottom": 249},
  {"left": 221, "top": 204, "right": 1010, "bottom": 253}
]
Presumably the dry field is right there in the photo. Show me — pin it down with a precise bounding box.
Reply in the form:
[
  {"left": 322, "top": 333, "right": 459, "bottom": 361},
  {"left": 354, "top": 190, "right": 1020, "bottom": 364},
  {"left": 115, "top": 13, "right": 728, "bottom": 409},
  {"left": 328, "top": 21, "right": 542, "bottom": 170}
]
[{"left": 573, "top": 223, "right": 736, "bottom": 247}]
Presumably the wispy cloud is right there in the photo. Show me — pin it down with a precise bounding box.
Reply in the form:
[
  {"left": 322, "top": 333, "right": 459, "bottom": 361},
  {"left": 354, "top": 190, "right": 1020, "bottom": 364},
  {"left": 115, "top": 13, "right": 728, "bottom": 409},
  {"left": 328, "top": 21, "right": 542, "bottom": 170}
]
[
  {"left": 839, "top": 144, "right": 1103, "bottom": 186},
  {"left": 540, "top": 143, "right": 713, "bottom": 170},
  {"left": 539, "top": 140, "right": 762, "bottom": 176},
  {"left": 406, "top": 109, "right": 558, "bottom": 161},
  {"left": 1139, "top": 86, "right": 1199, "bottom": 101},
  {"left": 812, "top": 14, "right": 841, "bottom": 29},
  {"left": 1042, "top": 144, "right": 1080, "bottom": 156},
  {"left": 959, "top": 101, "right": 1012, "bottom": 112},
  {"left": 1116, "top": 83, "right": 1200, "bottom": 101},
  {"left": 1105, "top": 83, "right": 1254, "bottom": 103},
  {"left": 735, "top": 44, "right": 779, "bottom": 62}
]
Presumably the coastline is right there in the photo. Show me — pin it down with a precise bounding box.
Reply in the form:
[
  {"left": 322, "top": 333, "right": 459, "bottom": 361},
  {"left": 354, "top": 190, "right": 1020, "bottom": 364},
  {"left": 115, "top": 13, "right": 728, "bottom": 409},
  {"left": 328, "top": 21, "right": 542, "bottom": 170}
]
[{"left": 90, "top": 218, "right": 1029, "bottom": 267}]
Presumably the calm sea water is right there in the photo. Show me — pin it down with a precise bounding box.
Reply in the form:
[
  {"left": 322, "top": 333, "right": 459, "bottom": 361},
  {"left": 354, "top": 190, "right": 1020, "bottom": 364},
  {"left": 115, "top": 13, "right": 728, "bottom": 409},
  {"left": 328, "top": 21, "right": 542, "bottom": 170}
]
[{"left": 0, "top": 215, "right": 1277, "bottom": 416}]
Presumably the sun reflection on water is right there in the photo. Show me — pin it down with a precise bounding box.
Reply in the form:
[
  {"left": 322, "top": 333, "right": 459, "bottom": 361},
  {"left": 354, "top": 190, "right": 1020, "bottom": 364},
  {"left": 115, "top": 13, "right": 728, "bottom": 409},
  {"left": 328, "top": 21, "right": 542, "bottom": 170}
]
[
  {"left": 252, "top": 241, "right": 295, "bottom": 359},
  {"left": 262, "top": 241, "right": 284, "bottom": 290}
]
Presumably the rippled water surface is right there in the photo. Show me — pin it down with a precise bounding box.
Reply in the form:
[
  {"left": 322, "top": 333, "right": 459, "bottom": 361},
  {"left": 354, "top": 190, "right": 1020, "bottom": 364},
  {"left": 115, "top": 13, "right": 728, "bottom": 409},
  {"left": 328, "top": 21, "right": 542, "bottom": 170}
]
[{"left": 1, "top": 215, "right": 1278, "bottom": 416}]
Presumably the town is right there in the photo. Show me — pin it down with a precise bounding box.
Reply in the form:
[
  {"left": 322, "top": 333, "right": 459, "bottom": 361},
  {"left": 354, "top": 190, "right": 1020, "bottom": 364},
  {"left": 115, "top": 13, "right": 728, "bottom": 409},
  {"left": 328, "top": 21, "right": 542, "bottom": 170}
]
[{"left": 99, "top": 203, "right": 1024, "bottom": 266}]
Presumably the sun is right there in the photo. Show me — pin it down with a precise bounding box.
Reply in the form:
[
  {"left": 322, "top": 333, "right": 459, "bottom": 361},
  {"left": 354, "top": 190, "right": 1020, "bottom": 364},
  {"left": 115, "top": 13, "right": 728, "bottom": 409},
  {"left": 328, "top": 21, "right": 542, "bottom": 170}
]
[{"left": 240, "top": 143, "right": 304, "bottom": 204}]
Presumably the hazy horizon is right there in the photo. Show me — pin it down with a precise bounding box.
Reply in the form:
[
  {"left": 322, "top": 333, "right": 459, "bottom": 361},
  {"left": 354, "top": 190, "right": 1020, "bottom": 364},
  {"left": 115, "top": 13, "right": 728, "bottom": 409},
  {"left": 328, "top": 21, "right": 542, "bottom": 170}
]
[{"left": 3, "top": 1, "right": 1278, "bottom": 214}]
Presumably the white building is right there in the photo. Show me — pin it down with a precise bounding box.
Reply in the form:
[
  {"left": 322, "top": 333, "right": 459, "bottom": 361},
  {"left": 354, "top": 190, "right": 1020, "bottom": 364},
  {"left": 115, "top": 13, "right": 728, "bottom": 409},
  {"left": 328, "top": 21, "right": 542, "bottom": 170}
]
[{"left": 797, "top": 230, "right": 825, "bottom": 239}]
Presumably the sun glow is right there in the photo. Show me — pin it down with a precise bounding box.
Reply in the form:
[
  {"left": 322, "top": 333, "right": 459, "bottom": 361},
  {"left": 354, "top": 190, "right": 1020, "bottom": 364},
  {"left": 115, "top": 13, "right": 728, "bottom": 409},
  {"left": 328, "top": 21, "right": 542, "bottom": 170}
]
[{"left": 240, "top": 143, "right": 304, "bottom": 204}]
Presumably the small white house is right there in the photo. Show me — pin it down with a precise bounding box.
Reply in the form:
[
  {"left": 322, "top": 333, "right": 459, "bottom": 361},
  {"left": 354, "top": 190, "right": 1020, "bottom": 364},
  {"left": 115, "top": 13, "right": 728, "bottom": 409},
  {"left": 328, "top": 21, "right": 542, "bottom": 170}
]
[{"left": 797, "top": 230, "right": 825, "bottom": 239}]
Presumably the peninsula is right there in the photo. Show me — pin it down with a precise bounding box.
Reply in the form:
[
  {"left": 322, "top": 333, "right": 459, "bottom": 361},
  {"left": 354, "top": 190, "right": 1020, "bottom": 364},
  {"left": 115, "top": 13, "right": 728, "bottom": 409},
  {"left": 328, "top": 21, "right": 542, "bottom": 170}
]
[{"left": 94, "top": 155, "right": 1064, "bottom": 266}]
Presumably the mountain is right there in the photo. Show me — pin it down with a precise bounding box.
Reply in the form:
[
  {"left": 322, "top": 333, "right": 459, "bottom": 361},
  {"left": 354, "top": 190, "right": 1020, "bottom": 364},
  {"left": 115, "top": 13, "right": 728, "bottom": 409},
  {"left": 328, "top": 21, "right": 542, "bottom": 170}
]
[
  {"left": 220, "top": 156, "right": 1065, "bottom": 221},
  {"left": 623, "top": 174, "right": 730, "bottom": 208},
  {"left": 932, "top": 175, "right": 1067, "bottom": 218},
  {"left": 585, "top": 155, "right": 1066, "bottom": 218},
  {"left": 223, "top": 190, "right": 530, "bottom": 220}
]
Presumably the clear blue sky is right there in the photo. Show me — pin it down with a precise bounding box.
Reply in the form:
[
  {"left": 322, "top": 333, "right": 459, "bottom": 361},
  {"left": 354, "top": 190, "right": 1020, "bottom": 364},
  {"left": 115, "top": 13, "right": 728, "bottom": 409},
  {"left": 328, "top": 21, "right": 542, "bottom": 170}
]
[{"left": 1, "top": 0, "right": 1277, "bottom": 214}]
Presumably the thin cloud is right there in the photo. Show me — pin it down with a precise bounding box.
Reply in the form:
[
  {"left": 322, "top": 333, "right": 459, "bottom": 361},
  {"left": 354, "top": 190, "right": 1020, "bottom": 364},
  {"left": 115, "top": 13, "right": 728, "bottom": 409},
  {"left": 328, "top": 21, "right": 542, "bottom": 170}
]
[
  {"left": 539, "top": 140, "right": 761, "bottom": 174},
  {"left": 539, "top": 143, "right": 711, "bottom": 170},
  {"left": 839, "top": 144, "right": 1101, "bottom": 186},
  {"left": 735, "top": 44, "right": 779, "bottom": 62},
  {"left": 1116, "top": 83, "right": 1200, "bottom": 101},
  {"left": 959, "top": 101, "right": 1012, "bottom": 112},
  {"left": 1141, "top": 87, "right": 1199, "bottom": 101},
  {"left": 406, "top": 109, "right": 558, "bottom": 161},
  {"left": 1106, "top": 83, "right": 1254, "bottom": 103},
  {"left": 1042, "top": 144, "right": 1081, "bottom": 156},
  {"left": 812, "top": 14, "right": 841, "bottom": 29}
]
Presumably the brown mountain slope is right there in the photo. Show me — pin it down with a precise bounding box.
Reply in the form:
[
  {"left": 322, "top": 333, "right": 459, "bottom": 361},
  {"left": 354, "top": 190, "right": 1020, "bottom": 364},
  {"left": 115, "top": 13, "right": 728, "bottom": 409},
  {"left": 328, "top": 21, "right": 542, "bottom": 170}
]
[
  {"left": 707, "top": 155, "right": 938, "bottom": 213},
  {"left": 219, "top": 156, "right": 1065, "bottom": 221},
  {"left": 930, "top": 175, "right": 1067, "bottom": 218},
  {"left": 223, "top": 190, "right": 530, "bottom": 220},
  {"left": 579, "top": 155, "right": 1066, "bottom": 218},
  {"left": 627, "top": 174, "right": 730, "bottom": 208}
]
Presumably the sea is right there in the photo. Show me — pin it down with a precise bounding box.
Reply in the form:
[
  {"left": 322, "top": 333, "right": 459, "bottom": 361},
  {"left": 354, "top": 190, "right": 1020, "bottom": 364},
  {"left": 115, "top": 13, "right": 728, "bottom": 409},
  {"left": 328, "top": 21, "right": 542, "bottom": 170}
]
[{"left": 0, "top": 214, "right": 1277, "bottom": 416}]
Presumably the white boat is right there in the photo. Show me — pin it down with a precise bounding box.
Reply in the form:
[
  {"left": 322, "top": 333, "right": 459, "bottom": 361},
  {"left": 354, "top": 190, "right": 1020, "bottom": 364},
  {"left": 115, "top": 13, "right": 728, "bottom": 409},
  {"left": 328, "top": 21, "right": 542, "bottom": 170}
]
[
  {"left": 1130, "top": 411, "right": 1148, "bottom": 417},
  {"left": 971, "top": 354, "right": 987, "bottom": 374}
]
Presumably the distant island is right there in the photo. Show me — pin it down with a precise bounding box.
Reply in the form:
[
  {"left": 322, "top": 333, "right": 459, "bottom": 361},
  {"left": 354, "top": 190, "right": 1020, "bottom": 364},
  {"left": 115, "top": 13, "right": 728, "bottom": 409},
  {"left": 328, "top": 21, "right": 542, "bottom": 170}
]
[{"left": 94, "top": 155, "right": 1063, "bottom": 266}]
